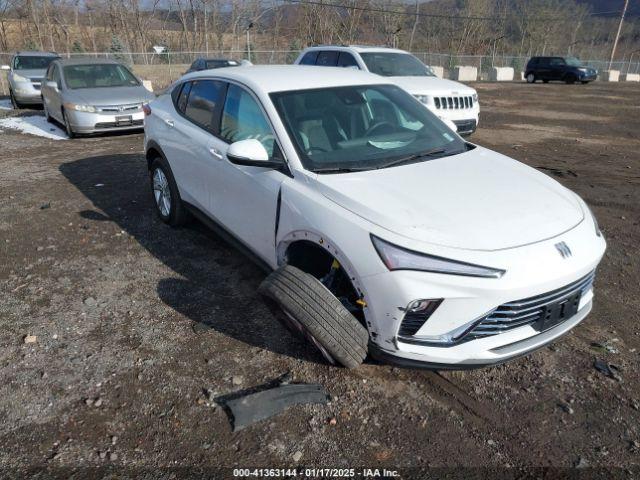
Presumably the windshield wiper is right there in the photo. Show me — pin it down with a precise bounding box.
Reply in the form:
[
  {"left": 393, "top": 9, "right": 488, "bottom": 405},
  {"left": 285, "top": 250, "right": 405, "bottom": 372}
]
[
  {"left": 312, "top": 166, "right": 374, "bottom": 174},
  {"left": 376, "top": 147, "right": 447, "bottom": 169}
]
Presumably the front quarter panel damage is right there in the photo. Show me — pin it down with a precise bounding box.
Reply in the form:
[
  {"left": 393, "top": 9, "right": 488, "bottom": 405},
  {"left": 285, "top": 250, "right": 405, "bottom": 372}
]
[{"left": 275, "top": 180, "right": 386, "bottom": 339}]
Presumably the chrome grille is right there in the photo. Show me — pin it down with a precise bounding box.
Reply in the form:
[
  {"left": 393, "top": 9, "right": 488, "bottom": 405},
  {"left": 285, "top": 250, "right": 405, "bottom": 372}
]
[
  {"left": 434, "top": 95, "right": 474, "bottom": 110},
  {"left": 97, "top": 103, "right": 142, "bottom": 113},
  {"left": 463, "top": 271, "right": 595, "bottom": 340},
  {"left": 30, "top": 77, "right": 42, "bottom": 90}
]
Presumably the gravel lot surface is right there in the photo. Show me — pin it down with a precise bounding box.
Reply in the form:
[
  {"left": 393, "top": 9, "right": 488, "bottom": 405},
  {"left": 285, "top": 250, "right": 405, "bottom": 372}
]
[{"left": 0, "top": 82, "right": 639, "bottom": 478}]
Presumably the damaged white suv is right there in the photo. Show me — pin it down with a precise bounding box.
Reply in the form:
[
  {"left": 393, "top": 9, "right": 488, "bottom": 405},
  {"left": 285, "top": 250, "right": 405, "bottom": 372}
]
[{"left": 143, "top": 65, "right": 605, "bottom": 369}]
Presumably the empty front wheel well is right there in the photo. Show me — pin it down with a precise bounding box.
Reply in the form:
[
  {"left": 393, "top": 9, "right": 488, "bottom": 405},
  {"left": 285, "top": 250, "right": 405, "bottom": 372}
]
[
  {"left": 284, "top": 240, "right": 366, "bottom": 326},
  {"left": 285, "top": 240, "right": 334, "bottom": 279}
]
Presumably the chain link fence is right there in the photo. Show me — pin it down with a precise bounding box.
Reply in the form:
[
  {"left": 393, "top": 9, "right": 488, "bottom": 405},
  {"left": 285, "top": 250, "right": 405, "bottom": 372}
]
[{"left": 1, "top": 50, "right": 639, "bottom": 95}]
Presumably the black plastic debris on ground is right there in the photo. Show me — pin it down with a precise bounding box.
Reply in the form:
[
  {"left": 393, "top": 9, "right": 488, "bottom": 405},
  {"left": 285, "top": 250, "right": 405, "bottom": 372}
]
[
  {"left": 215, "top": 374, "right": 330, "bottom": 432},
  {"left": 594, "top": 359, "right": 621, "bottom": 380}
]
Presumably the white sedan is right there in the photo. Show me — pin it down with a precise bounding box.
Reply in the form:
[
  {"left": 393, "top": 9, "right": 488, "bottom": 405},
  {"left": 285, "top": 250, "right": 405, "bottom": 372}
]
[{"left": 143, "top": 65, "right": 605, "bottom": 369}]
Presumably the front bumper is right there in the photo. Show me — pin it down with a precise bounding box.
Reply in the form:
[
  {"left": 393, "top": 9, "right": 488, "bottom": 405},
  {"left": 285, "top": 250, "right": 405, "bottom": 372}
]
[
  {"left": 579, "top": 72, "right": 597, "bottom": 82},
  {"left": 370, "top": 299, "right": 592, "bottom": 369},
  {"left": 361, "top": 217, "right": 606, "bottom": 368},
  {"left": 452, "top": 119, "right": 477, "bottom": 136},
  {"left": 11, "top": 82, "right": 43, "bottom": 104},
  {"left": 67, "top": 109, "right": 145, "bottom": 134}
]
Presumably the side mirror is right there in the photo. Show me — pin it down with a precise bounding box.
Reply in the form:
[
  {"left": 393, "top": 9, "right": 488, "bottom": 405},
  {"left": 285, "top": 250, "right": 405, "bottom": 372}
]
[
  {"left": 1, "top": 65, "right": 10, "bottom": 71},
  {"left": 442, "top": 118, "right": 458, "bottom": 133},
  {"left": 226, "top": 139, "right": 283, "bottom": 168}
]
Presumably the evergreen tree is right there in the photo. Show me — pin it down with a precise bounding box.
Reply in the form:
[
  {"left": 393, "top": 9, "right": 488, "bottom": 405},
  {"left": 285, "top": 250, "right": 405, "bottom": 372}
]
[
  {"left": 72, "top": 41, "right": 85, "bottom": 54},
  {"left": 109, "top": 35, "right": 127, "bottom": 62}
]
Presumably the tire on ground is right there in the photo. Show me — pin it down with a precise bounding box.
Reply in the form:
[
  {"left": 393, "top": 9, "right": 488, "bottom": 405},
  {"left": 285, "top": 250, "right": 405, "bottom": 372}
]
[
  {"left": 149, "top": 156, "right": 190, "bottom": 227},
  {"left": 259, "top": 265, "right": 369, "bottom": 368}
]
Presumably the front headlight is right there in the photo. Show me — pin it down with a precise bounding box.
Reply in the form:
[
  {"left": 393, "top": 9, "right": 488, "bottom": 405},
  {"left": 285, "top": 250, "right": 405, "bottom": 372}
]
[
  {"left": 414, "top": 94, "right": 430, "bottom": 105},
  {"left": 371, "top": 235, "right": 505, "bottom": 278},
  {"left": 64, "top": 103, "right": 97, "bottom": 113},
  {"left": 12, "top": 73, "right": 29, "bottom": 82}
]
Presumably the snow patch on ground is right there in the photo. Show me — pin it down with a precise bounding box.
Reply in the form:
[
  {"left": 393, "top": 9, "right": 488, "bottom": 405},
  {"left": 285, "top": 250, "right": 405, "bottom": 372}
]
[
  {"left": 0, "top": 99, "right": 12, "bottom": 110},
  {"left": 0, "top": 115, "right": 68, "bottom": 140}
]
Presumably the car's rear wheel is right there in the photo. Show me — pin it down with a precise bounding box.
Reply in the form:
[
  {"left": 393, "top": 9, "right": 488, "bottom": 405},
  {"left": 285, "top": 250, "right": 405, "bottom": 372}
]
[
  {"left": 259, "top": 265, "right": 369, "bottom": 369},
  {"left": 526, "top": 72, "right": 536, "bottom": 83},
  {"left": 149, "top": 157, "right": 189, "bottom": 227},
  {"left": 62, "top": 110, "right": 76, "bottom": 138}
]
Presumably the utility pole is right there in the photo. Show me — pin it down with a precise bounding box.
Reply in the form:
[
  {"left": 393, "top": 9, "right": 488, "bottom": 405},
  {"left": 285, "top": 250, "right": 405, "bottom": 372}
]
[{"left": 609, "top": 0, "right": 629, "bottom": 70}]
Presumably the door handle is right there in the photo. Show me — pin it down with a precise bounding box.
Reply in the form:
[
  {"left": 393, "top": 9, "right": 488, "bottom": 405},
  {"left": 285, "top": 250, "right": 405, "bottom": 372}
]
[
  {"left": 209, "top": 147, "right": 223, "bottom": 160},
  {"left": 164, "top": 119, "right": 174, "bottom": 128}
]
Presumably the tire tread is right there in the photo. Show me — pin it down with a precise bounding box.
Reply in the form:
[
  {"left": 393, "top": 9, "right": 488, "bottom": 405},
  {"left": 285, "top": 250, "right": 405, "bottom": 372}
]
[{"left": 259, "top": 265, "right": 368, "bottom": 368}]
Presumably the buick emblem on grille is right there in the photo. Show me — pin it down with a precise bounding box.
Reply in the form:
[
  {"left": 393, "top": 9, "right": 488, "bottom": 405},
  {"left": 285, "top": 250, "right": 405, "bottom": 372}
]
[{"left": 555, "top": 242, "right": 572, "bottom": 258}]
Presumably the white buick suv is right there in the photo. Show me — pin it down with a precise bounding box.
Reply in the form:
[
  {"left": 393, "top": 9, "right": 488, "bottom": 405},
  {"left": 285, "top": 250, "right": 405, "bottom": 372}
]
[
  {"left": 294, "top": 46, "right": 480, "bottom": 136},
  {"left": 143, "top": 65, "right": 605, "bottom": 369}
]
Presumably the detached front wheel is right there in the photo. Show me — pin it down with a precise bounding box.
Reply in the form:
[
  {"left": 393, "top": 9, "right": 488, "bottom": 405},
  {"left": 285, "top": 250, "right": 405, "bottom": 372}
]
[{"left": 259, "top": 265, "right": 369, "bottom": 368}]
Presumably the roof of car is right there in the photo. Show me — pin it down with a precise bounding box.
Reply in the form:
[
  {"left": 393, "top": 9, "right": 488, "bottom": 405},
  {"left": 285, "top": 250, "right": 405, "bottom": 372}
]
[
  {"left": 304, "top": 45, "right": 410, "bottom": 54},
  {"left": 55, "top": 57, "right": 123, "bottom": 66},
  {"left": 182, "top": 65, "right": 389, "bottom": 93},
  {"left": 14, "top": 51, "right": 59, "bottom": 57}
]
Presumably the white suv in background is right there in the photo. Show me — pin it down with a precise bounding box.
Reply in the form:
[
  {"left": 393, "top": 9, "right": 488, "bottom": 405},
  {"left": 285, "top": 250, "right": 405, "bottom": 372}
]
[
  {"left": 143, "top": 65, "right": 605, "bottom": 370},
  {"left": 295, "top": 45, "right": 480, "bottom": 136}
]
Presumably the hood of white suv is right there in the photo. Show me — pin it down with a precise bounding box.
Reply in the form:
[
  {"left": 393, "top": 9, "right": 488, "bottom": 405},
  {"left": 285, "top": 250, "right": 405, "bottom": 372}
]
[
  {"left": 313, "top": 147, "right": 584, "bottom": 251},
  {"left": 389, "top": 76, "right": 476, "bottom": 97}
]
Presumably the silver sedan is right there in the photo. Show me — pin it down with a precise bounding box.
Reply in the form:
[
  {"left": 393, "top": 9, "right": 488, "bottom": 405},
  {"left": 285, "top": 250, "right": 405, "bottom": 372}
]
[{"left": 41, "top": 58, "right": 155, "bottom": 137}]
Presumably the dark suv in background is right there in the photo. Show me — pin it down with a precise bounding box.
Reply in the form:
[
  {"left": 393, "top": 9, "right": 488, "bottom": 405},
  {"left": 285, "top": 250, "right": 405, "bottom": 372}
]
[
  {"left": 184, "top": 58, "right": 240, "bottom": 74},
  {"left": 525, "top": 56, "right": 597, "bottom": 84}
]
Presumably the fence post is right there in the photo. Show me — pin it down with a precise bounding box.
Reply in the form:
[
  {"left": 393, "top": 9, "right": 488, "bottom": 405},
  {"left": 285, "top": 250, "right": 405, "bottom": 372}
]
[{"left": 479, "top": 56, "right": 482, "bottom": 81}]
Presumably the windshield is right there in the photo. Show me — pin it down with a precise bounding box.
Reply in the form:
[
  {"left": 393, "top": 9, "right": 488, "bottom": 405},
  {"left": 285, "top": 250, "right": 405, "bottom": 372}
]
[
  {"left": 270, "top": 84, "right": 466, "bottom": 173},
  {"left": 360, "top": 52, "right": 435, "bottom": 77},
  {"left": 63, "top": 64, "right": 140, "bottom": 89},
  {"left": 13, "top": 56, "right": 57, "bottom": 70},
  {"left": 565, "top": 57, "right": 582, "bottom": 67}
]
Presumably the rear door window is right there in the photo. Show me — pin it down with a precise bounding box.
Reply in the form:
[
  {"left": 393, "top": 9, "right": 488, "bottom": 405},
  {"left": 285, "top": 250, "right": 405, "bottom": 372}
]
[
  {"left": 299, "top": 51, "right": 319, "bottom": 65},
  {"left": 316, "top": 51, "right": 339, "bottom": 66},
  {"left": 175, "top": 81, "right": 192, "bottom": 114},
  {"left": 183, "top": 80, "right": 226, "bottom": 133},
  {"left": 337, "top": 52, "right": 359, "bottom": 68}
]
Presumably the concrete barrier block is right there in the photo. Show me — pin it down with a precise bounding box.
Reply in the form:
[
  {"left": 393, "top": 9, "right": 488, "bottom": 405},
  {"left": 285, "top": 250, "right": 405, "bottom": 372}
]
[
  {"left": 621, "top": 73, "right": 640, "bottom": 82},
  {"left": 489, "top": 67, "right": 514, "bottom": 81},
  {"left": 451, "top": 66, "right": 477, "bottom": 82},
  {"left": 142, "top": 80, "right": 154, "bottom": 92},
  {"left": 430, "top": 66, "right": 444, "bottom": 79},
  {"left": 602, "top": 70, "right": 620, "bottom": 82}
]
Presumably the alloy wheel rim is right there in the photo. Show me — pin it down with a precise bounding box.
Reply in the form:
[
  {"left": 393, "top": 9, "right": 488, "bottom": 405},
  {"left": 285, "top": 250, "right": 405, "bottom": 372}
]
[{"left": 152, "top": 168, "right": 171, "bottom": 217}]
